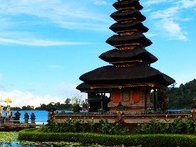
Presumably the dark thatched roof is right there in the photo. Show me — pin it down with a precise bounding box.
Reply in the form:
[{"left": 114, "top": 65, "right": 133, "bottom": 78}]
[
  {"left": 113, "top": 0, "right": 143, "bottom": 11},
  {"left": 99, "top": 47, "right": 158, "bottom": 64},
  {"left": 79, "top": 65, "right": 175, "bottom": 87},
  {"left": 111, "top": 10, "right": 146, "bottom": 22},
  {"left": 110, "top": 21, "right": 148, "bottom": 33},
  {"left": 76, "top": 82, "right": 90, "bottom": 91},
  {"left": 77, "top": 0, "right": 175, "bottom": 92},
  {"left": 106, "top": 32, "right": 152, "bottom": 47},
  {"left": 76, "top": 82, "right": 111, "bottom": 92}
]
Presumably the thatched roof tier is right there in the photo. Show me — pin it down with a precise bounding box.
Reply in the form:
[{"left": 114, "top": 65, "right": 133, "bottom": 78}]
[
  {"left": 99, "top": 47, "right": 158, "bottom": 64},
  {"left": 110, "top": 21, "right": 148, "bottom": 33},
  {"left": 76, "top": 82, "right": 90, "bottom": 91},
  {"left": 113, "top": 0, "right": 143, "bottom": 11},
  {"left": 79, "top": 65, "right": 175, "bottom": 87},
  {"left": 111, "top": 10, "right": 146, "bottom": 22},
  {"left": 106, "top": 32, "right": 152, "bottom": 47},
  {"left": 87, "top": 83, "right": 166, "bottom": 90},
  {"left": 76, "top": 82, "right": 111, "bottom": 92},
  {"left": 76, "top": 0, "right": 175, "bottom": 93},
  {"left": 77, "top": 82, "right": 164, "bottom": 92}
]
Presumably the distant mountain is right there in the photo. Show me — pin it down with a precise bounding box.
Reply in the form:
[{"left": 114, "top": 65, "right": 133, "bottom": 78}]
[{"left": 165, "top": 79, "right": 196, "bottom": 109}]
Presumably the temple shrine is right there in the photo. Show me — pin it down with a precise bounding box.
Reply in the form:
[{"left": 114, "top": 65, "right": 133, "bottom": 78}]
[{"left": 77, "top": 0, "right": 175, "bottom": 114}]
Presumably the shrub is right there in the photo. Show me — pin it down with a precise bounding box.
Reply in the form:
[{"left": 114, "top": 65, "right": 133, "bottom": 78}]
[
  {"left": 40, "top": 118, "right": 127, "bottom": 135},
  {"left": 41, "top": 117, "right": 195, "bottom": 135},
  {"left": 136, "top": 116, "right": 196, "bottom": 134},
  {"left": 18, "top": 129, "right": 196, "bottom": 147},
  {"left": 98, "top": 119, "right": 127, "bottom": 135}
]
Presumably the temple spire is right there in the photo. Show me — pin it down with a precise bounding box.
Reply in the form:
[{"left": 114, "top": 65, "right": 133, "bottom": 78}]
[{"left": 77, "top": 0, "right": 175, "bottom": 113}]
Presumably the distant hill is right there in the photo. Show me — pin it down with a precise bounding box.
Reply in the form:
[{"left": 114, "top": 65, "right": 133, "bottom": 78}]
[{"left": 165, "top": 79, "right": 196, "bottom": 109}]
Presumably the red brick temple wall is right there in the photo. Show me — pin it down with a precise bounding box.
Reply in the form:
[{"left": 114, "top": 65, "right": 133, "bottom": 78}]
[{"left": 108, "top": 88, "right": 150, "bottom": 114}]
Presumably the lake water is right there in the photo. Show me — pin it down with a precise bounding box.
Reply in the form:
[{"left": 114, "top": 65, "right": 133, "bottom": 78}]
[
  {"left": 0, "top": 142, "right": 55, "bottom": 147},
  {"left": 2, "top": 110, "right": 48, "bottom": 124},
  {"left": 1, "top": 110, "right": 54, "bottom": 146}
]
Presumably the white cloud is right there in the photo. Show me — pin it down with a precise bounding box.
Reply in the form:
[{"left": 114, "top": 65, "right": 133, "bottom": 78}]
[
  {"left": 14, "top": 82, "right": 86, "bottom": 108},
  {"left": 55, "top": 82, "right": 85, "bottom": 98},
  {"left": 0, "top": 0, "right": 110, "bottom": 30},
  {"left": 177, "top": 0, "right": 196, "bottom": 8},
  {"left": 0, "top": 90, "right": 54, "bottom": 108},
  {"left": 0, "top": 37, "right": 90, "bottom": 46},
  {"left": 144, "top": 0, "right": 170, "bottom": 6},
  {"left": 145, "top": 32, "right": 157, "bottom": 38},
  {"left": 142, "top": 8, "right": 152, "bottom": 13},
  {"left": 151, "top": 6, "right": 179, "bottom": 19},
  {"left": 0, "top": 0, "right": 111, "bottom": 46},
  {"left": 144, "top": 0, "right": 196, "bottom": 41},
  {"left": 150, "top": 6, "right": 188, "bottom": 40},
  {"left": 0, "top": 87, "right": 86, "bottom": 108},
  {"left": 157, "top": 19, "right": 187, "bottom": 40},
  {"left": 92, "top": 0, "right": 107, "bottom": 5}
]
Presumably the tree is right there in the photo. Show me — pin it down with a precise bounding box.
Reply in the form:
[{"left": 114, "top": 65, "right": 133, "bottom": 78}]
[
  {"left": 70, "top": 96, "right": 83, "bottom": 112},
  {"left": 37, "top": 104, "right": 47, "bottom": 110},
  {"left": 71, "top": 96, "right": 82, "bottom": 105},
  {"left": 65, "top": 98, "right": 71, "bottom": 105},
  {"left": 72, "top": 103, "right": 81, "bottom": 112},
  {"left": 165, "top": 79, "right": 196, "bottom": 108},
  {"left": 22, "top": 105, "right": 34, "bottom": 110}
]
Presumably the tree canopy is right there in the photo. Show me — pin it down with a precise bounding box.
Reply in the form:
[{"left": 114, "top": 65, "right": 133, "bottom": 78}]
[{"left": 166, "top": 79, "right": 196, "bottom": 109}]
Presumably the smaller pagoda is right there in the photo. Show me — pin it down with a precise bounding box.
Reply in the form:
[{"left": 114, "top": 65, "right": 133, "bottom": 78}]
[{"left": 77, "top": 0, "right": 175, "bottom": 114}]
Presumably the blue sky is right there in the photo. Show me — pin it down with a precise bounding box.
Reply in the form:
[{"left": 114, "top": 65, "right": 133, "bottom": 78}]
[{"left": 0, "top": 0, "right": 196, "bottom": 108}]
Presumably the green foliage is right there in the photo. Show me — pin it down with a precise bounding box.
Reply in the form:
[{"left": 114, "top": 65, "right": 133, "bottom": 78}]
[
  {"left": 137, "top": 118, "right": 170, "bottom": 134},
  {"left": 41, "top": 116, "right": 196, "bottom": 135},
  {"left": 18, "top": 129, "right": 196, "bottom": 147},
  {"left": 22, "top": 105, "right": 34, "bottom": 110},
  {"left": 40, "top": 118, "right": 127, "bottom": 135},
  {"left": 99, "top": 119, "right": 127, "bottom": 135},
  {"left": 71, "top": 103, "right": 81, "bottom": 112},
  {"left": 166, "top": 79, "right": 196, "bottom": 108},
  {"left": 99, "top": 119, "right": 111, "bottom": 134},
  {"left": 0, "top": 132, "right": 18, "bottom": 142},
  {"left": 136, "top": 116, "right": 196, "bottom": 134},
  {"left": 87, "top": 119, "right": 95, "bottom": 132},
  {"left": 35, "top": 97, "right": 79, "bottom": 110},
  {"left": 65, "top": 98, "right": 71, "bottom": 105},
  {"left": 41, "top": 118, "right": 88, "bottom": 133},
  {"left": 41, "top": 121, "right": 60, "bottom": 132},
  {"left": 10, "top": 107, "right": 21, "bottom": 110},
  {"left": 170, "top": 116, "right": 196, "bottom": 134}
]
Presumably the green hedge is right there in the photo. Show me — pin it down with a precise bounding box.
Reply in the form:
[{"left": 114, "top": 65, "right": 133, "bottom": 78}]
[{"left": 18, "top": 129, "right": 196, "bottom": 147}]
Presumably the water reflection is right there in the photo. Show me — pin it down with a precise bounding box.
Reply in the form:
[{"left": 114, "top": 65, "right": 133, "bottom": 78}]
[{"left": 0, "top": 141, "right": 50, "bottom": 147}]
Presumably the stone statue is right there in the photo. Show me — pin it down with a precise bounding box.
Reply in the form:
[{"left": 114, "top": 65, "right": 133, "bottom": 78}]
[
  {"left": 14, "top": 111, "right": 21, "bottom": 123},
  {"left": 24, "top": 112, "right": 29, "bottom": 123},
  {"left": 6, "top": 105, "right": 11, "bottom": 118},
  {"left": 0, "top": 105, "right": 3, "bottom": 117},
  {"left": 31, "top": 112, "right": 36, "bottom": 123}
]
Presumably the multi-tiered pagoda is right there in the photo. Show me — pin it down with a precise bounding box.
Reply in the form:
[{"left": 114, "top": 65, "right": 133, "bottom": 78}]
[{"left": 77, "top": 0, "right": 175, "bottom": 114}]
